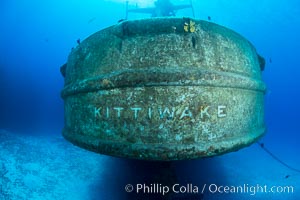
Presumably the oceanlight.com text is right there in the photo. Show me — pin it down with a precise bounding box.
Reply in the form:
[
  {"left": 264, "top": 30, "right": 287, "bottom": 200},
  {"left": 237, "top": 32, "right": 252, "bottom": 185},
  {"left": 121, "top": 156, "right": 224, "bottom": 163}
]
[{"left": 124, "top": 183, "right": 294, "bottom": 196}]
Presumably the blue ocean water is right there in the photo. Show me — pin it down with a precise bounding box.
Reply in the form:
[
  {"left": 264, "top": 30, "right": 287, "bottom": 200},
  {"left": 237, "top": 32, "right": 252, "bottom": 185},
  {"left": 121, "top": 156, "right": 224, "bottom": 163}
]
[{"left": 0, "top": 0, "right": 299, "bottom": 199}]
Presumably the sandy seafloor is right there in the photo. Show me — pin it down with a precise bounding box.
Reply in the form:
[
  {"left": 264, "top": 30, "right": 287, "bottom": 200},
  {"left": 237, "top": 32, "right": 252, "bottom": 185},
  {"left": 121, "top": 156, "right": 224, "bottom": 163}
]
[{"left": 0, "top": 129, "right": 299, "bottom": 200}]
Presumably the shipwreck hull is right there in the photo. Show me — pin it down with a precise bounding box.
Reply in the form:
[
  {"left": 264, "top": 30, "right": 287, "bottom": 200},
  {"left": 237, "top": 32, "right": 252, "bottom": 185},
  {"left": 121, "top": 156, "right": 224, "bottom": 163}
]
[{"left": 61, "top": 18, "right": 266, "bottom": 160}]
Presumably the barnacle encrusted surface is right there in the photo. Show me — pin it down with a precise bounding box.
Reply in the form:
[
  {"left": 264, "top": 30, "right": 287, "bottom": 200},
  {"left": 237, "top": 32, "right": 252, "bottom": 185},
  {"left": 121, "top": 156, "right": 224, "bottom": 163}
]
[{"left": 61, "top": 18, "right": 266, "bottom": 160}]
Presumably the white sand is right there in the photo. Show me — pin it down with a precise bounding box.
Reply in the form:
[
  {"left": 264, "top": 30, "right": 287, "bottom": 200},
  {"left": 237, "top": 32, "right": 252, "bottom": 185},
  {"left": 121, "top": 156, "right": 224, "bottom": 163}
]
[{"left": 0, "top": 129, "right": 299, "bottom": 200}]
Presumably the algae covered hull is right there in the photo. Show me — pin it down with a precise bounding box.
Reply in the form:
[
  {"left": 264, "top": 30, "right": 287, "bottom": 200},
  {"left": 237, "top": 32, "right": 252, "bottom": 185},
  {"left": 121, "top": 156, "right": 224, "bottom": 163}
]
[{"left": 61, "top": 18, "right": 266, "bottom": 160}]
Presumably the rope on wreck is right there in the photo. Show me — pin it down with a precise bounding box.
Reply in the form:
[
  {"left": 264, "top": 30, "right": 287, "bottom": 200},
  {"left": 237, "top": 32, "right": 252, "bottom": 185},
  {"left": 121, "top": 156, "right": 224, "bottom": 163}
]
[{"left": 257, "top": 142, "right": 300, "bottom": 174}]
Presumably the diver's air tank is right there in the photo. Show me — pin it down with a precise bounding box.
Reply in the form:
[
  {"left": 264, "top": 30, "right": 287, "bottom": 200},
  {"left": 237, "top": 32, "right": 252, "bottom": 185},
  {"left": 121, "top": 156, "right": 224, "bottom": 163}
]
[{"left": 61, "top": 18, "right": 266, "bottom": 160}]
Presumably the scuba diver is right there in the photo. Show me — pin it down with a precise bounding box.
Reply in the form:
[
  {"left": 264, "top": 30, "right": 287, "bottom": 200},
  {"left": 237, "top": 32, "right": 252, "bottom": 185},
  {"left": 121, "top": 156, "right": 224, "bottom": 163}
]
[{"left": 152, "top": 0, "right": 175, "bottom": 17}]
